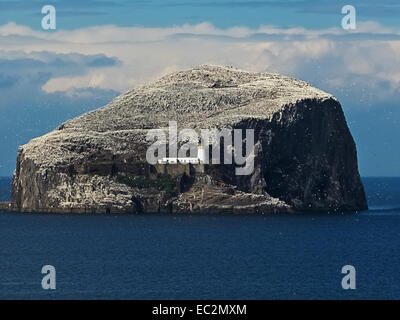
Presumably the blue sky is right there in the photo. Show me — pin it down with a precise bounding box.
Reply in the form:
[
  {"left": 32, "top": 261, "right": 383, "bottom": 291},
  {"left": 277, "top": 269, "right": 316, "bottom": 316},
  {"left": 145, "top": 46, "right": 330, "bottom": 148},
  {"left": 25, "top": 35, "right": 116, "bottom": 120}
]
[
  {"left": 1, "top": 0, "right": 400, "bottom": 29},
  {"left": 0, "top": 0, "right": 399, "bottom": 176}
]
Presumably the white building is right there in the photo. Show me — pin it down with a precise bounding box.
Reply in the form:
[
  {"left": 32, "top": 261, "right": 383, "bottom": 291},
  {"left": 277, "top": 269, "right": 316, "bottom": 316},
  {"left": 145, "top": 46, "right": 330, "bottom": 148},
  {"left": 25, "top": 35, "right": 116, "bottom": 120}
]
[{"left": 158, "top": 145, "right": 206, "bottom": 164}]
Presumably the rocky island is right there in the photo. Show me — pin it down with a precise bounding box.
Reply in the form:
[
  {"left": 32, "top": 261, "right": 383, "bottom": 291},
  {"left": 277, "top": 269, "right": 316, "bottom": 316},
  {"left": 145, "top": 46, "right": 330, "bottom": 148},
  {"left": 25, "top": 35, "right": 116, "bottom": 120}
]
[{"left": 10, "top": 65, "right": 367, "bottom": 214}]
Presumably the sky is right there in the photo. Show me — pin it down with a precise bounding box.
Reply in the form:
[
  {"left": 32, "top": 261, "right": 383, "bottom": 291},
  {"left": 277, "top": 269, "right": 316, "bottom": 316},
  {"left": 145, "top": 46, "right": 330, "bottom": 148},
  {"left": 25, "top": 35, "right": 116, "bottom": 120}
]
[{"left": 0, "top": 0, "right": 399, "bottom": 176}]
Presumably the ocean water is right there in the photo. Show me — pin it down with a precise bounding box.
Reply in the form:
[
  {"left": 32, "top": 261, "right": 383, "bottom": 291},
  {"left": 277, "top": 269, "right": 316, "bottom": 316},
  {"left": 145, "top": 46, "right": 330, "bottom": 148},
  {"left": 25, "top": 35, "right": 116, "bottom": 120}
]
[{"left": 0, "top": 177, "right": 400, "bottom": 300}]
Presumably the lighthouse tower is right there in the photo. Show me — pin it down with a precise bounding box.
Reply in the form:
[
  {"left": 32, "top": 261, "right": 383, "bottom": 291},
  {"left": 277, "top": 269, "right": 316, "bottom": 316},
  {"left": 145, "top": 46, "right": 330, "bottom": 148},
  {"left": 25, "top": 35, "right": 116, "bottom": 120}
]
[{"left": 197, "top": 145, "right": 206, "bottom": 164}]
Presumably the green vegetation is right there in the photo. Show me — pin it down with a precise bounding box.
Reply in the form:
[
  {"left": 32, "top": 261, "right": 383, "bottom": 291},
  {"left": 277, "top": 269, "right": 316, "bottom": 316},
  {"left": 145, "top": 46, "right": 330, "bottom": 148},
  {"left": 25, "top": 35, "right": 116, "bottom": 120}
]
[{"left": 116, "top": 174, "right": 177, "bottom": 193}]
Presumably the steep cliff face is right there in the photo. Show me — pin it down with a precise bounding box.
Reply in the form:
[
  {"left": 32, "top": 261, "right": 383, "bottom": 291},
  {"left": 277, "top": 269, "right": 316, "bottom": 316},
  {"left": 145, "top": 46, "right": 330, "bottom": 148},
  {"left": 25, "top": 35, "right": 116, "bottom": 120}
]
[{"left": 11, "top": 65, "right": 367, "bottom": 213}]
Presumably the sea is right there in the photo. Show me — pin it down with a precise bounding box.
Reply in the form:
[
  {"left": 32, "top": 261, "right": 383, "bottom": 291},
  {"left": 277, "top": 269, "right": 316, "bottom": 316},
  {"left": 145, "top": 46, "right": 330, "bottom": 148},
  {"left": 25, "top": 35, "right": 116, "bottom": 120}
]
[{"left": 0, "top": 176, "right": 400, "bottom": 300}]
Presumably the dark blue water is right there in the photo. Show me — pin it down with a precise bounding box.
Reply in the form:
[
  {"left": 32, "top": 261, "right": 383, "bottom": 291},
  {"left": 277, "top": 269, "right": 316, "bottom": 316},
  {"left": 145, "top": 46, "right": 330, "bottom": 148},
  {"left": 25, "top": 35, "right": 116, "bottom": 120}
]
[
  {"left": 0, "top": 177, "right": 11, "bottom": 202},
  {"left": 1, "top": 177, "right": 400, "bottom": 299}
]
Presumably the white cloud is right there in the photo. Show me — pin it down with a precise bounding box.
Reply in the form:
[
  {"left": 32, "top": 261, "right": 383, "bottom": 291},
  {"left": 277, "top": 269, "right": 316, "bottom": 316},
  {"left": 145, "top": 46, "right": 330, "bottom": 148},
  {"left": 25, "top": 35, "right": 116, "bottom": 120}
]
[{"left": 1, "top": 21, "right": 400, "bottom": 106}]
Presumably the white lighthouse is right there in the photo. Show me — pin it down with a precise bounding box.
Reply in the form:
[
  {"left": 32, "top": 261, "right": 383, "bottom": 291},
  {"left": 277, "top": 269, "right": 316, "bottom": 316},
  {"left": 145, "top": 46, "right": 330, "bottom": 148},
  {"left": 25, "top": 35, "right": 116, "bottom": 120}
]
[{"left": 197, "top": 145, "right": 206, "bottom": 164}]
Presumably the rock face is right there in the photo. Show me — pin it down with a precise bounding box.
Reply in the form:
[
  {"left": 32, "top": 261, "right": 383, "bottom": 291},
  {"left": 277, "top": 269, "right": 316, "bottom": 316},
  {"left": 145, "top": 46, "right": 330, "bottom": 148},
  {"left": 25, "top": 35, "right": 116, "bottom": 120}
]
[{"left": 11, "top": 65, "right": 367, "bottom": 214}]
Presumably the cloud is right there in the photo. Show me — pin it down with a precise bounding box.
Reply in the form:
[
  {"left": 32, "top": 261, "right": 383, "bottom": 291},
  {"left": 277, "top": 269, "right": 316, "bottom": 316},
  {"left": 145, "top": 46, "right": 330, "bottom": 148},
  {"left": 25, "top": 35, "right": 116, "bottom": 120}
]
[
  {"left": 1, "top": 20, "right": 399, "bottom": 107},
  {"left": 0, "top": 49, "right": 120, "bottom": 94}
]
